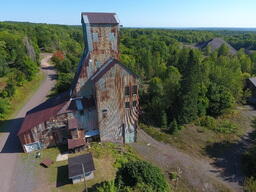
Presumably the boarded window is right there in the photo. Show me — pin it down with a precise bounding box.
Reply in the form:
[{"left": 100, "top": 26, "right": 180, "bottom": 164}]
[
  {"left": 132, "top": 101, "right": 137, "bottom": 107},
  {"left": 125, "top": 102, "right": 130, "bottom": 109},
  {"left": 92, "top": 33, "right": 99, "bottom": 42},
  {"left": 132, "top": 85, "right": 138, "bottom": 95},
  {"left": 125, "top": 86, "right": 130, "bottom": 96}
]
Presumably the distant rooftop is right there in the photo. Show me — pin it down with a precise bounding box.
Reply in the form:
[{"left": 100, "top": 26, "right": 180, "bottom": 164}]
[
  {"left": 82, "top": 12, "right": 119, "bottom": 24},
  {"left": 196, "top": 38, "right": 237, "bottom": 55}
]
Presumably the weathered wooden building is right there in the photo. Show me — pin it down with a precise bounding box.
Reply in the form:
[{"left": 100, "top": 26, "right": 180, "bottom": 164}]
[{"left": 18, "top": 12, "right": 139, "bottom": 152}]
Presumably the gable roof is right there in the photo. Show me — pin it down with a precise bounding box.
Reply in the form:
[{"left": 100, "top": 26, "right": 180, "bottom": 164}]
[
  {"left": 18, "top": 91, "right": 70, "bottom": 135},
  {"left": 248, "top": 77, "right": 256, "bottom": 87},
  {"left": 196, "top": 38, "right": 237, "bottom": 55},
  {"left": 68, "top": 153, "right": 95, "bottom": 178},
  {"left": 91, "top": 58, "right": 139, "bottom": 82},
  {"left": 82, "top": 12, "right": 119, "bottom": 24}
]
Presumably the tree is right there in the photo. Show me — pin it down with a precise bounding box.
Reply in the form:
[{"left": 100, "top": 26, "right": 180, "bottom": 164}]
[
  {"left": 218, "top": 44, "right": 229, "bottom": 56},
  {"left": 116, "top": 161, "right": 169, "bottom": 192},
  {"left": 168, "top": 119, "right": 179, "bottom": 134},
  {"left": 207, "top": 83, "right": 235, "bottom": 116},
  {"left": 177, "top": 50, "right": 201, "bottom": 124}
]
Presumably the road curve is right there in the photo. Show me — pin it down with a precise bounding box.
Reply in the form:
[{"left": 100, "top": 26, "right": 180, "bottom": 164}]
[{"left": 0, "top": 53, "right": 56, "bottom": 192}]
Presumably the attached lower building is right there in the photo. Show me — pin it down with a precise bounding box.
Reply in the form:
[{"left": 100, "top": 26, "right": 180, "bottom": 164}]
[{"left": 18, "top": 12, "right": 139, "bottom": 153}]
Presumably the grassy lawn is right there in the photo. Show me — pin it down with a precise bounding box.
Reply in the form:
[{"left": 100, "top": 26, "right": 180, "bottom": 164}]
[
  {"left": 141, "top": 106, "right": 251, "bottom": 159},
  {"left": 22, "top": 142, "right": 139, "bottom": 192}
]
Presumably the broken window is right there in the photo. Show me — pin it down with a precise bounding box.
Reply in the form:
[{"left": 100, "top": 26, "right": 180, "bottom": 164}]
[
  {"left": 132, "top": 85, "right": 138, "bottom": 95},
  {"left": 92, "top": 32, "right": 99, "bottom": 42},
  {"left": 125, "top": 102, "right": 130, "bottom": 109},
  {"left": 125, "top": 86, "right": 130, "bottom": 96}
]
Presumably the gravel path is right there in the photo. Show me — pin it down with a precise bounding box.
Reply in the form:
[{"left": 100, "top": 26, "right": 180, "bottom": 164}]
[
  {"left": 132, "top": 106, "right": 256, "bottom": 192},
  {"left": 0, "top": 53, "right": 55, "bottom": 192}
]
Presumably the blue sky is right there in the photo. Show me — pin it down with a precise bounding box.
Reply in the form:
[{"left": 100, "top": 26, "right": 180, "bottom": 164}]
[{"left": 0, "top": 0, "right": 255, "bottom": 27}]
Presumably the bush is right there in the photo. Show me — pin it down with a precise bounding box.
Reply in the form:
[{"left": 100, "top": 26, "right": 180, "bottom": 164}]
[
  {"left": 0, "top": 98, "right": 9, "bottom": 119},
  {"left": 96, "top": 180, "right": 117, "bottom": 192},
  {"left": 116, "top": 160, "right": 169, "bottom": 192},
  {"left": 168, "top": 119, "right": 180, "bottom": 134},
  {"left": 244, "top": 177, "right": 256, "bottom": 192},
  {"left": 196, "top": 116, "right": 216, "bottom": 129},
  {"left": 215, "top": 120, "right": 237, "bottom": 134},
  {"left": 1, "top": 81, "right": 15, "bottom": 98},
  {"left": 196, "top": 116, "right": 237, "bottom": 134}
]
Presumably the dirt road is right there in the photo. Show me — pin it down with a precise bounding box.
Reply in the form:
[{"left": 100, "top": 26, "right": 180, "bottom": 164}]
[
  {"left": 0, "top": 53, "right": 55, "bottom": 192},
  {"left": 132, "top": 106, "right": 256, "bottom": 192}
]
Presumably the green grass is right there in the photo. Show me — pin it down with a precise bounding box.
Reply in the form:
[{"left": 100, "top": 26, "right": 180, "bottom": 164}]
[
  {"left": 140, "top": 107, "right": 250, "bottom": 159},
  {"left": 22, "top": 142, "right": 140, "bottom": 192}
]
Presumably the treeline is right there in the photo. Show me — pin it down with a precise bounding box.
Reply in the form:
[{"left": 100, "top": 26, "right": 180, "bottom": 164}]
[
  {"left": 120, "top": 29, "right": 256, "bottom": 132},
  {"left": 0, "top": 22, "right": 83, "bottom": 118}
]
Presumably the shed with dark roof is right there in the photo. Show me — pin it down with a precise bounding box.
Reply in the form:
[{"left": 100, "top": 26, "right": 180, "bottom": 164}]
[{"left": 68, "top": 153, "right": 95, "bottom": 183}]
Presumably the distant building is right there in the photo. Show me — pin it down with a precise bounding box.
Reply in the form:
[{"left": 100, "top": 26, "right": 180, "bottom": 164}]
[
  {"left": 196, "top": 37, "right": 237, "bottom": 55},
  {"left": 18, "top": 12, "right": 139, "bottom": 153},
  {"left": 68, "top": 153, "right": 95, "bottom": 183}
]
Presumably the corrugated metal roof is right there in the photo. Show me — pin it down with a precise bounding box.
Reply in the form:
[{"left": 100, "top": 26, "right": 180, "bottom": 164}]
[
  {"left": 68, "top": 153, "right": 95, "bottom": 178},
  {"left": 68, "top": 138, "right": 86, "bottom": 149},
  {"left": 91, "top": 58, "right": 139, "bottom": 82},
  {"left": 82, "top": 12, "right": 119, "bottom": 24},
  {"left": 18, "top": 92, "right": 70, "bottom": 135}
]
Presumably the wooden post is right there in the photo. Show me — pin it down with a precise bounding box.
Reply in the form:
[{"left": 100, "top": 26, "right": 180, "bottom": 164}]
[{"left": 81, "top": 163, "right": 88, "bottom": 192}]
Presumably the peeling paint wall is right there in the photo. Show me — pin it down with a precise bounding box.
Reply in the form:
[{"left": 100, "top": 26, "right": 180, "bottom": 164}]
[{"left": 95, "top": 64, "right": 139, "bottom": 143}]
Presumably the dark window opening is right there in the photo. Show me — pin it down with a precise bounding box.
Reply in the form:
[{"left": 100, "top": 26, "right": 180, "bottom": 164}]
[
  {"left": 79, "top": 110, "right": 84, "bottom": 115},
  {"left": 102, "top": 109, "right": 108, "bottom": 118},
  {"left": 125, "top": 102, "right": 130, "bottom": 109},
  {"left": 132, "top": 101, "right": 137, "bottom": 107},
  {"left": 125, "top": 86, "right": 130, "bottom": 96},
  {"left": 132, "top": 85, "right": 138, "bottom": 95}
]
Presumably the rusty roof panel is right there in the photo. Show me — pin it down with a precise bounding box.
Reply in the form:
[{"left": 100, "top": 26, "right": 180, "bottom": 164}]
[
  {"left": 18, "top": 92, "right": 70, "bottom": 135},
  {"left": 82, "top": 12, "right": 119, "bottom": 24},
  {"left": 68, "top": 138, "right": 86, "bottom": 149}
]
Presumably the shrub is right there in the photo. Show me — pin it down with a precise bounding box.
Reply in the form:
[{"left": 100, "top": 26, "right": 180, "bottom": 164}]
[
  {"left": 116, "top": 160, "right": 169, "bottom": 192},
  {"left": 168, "top": 119, "right": 180, "bottom": 134},
  {"left": 215, "top": 120, "right": 237, "bottom": 134},
  {"left": 196, "top": 116, "right": 216, "bottom": 129},
  {"left": 196, "top": 116, "right": 237, "bottom": 134},
  {"left": 96, "top": 180, "right": 117, "bottom": 192},
  {"left": 244, "top": 177, "right": 256, "bottom": 192}
]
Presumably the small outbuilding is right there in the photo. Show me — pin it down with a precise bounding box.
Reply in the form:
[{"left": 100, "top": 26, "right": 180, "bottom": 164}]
[
  {"left": 68, "top": 153, "right": 95, "bottom": 184},
  {"left": 68, "top": 138, "right": 87, "bottom": 153}
]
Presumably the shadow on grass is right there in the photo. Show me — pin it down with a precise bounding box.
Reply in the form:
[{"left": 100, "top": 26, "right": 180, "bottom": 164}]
[
  {"left": 204, "top": 118, "right": 256, "bottom": 186},
  {"left": 0, "top": 118, "right": 24, "bottom": 153},
  {"left": 56, "top": 165, "right": 72, "bottom": 187},
  {"left": 56, "top": 144, "right": 68, "bottom": 154}
]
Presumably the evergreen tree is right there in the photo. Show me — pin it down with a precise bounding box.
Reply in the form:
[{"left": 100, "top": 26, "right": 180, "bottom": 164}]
[{"left": 177, "top": 50, "right": 201, "bottom": 124}]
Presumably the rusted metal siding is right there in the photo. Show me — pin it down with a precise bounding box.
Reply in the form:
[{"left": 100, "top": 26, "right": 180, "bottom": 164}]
[
  {"left": 74, "top": 108, "right": 97, "bottom": 132},
  {"left": 20, "top": 113, "right": 73, "bottom": 149},
  {"left": 95, "top": 63, "right": 139, "bottom": 143}
]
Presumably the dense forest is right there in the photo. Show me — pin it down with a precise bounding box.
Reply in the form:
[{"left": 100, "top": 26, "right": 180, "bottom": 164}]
[
  {"left": 0, "top": 22, "right": 83, "bottom": 118},
  {"left": 2, "top": 22, "right": 256, "bottom": 189}
]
